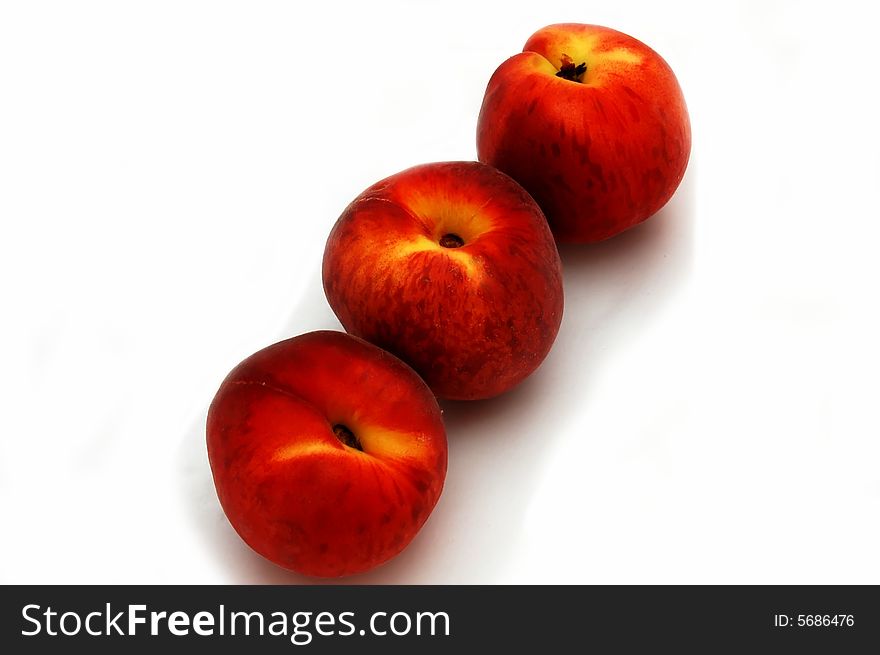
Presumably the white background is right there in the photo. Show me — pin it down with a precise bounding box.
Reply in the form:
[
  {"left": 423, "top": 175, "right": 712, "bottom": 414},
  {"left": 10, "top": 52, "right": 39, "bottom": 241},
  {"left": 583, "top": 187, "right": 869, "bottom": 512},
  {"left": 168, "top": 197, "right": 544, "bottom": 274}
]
[{"left": 2, "top": 0, "right": 878, "bottom": 584}]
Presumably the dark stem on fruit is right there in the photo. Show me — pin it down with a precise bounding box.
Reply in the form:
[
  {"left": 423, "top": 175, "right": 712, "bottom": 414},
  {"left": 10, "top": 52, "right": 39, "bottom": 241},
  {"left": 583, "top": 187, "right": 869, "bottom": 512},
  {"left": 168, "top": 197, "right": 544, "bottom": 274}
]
[
  {"left": 556, "top": 54, "right": 587, "bottom": 83},
  {"left": 333, "top": 424, "right": 362, "bottom": 451},
  {"left": 439, "top": 233, "right": 465, "bottom": 248}
]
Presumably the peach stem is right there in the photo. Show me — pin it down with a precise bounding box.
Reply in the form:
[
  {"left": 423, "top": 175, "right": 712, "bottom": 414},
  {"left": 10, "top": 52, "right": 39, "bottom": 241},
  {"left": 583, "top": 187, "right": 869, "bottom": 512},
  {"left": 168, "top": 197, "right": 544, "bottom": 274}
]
[
  {"left": 556, "top": 55, "right": 587, "bottom": 82},
  {"left": 333, "top": 424, "right": 362, "bottom": 451},
  {"left": 439, "top": 233, "right": 465, "bottom": 248}
]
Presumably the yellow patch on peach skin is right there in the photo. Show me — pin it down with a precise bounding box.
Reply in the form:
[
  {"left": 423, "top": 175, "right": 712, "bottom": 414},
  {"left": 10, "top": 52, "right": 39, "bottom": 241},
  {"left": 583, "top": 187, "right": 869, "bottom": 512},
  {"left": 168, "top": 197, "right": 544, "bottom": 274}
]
[
  {"left": 271, "top": 442, "right": 339, "bottom": 463},
  {"left": 324, "top": 408, "right": 436, "bottom": 461},
  {"left": 394, "top": 188, "right": 496, "bottom": 243},
  {"left": 530, "top": 32, "right": 643, "bottom": 84},
  {"left": 270, "top": 425, "right": 435, "bottom": 472},
  {"left": 389, "top": 234, "right": 483, "bottom": 281},
  {"left": 355, "top": 425, "right": 435, "bottom": 462},
  {"left": 592, "top": 47, "right": 642, "bottom": 67}
]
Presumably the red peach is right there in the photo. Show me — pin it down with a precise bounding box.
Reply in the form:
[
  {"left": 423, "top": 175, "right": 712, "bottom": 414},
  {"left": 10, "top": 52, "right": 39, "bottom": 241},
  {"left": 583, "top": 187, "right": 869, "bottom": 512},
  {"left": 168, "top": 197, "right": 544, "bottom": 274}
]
[
  {"left": 207, "top": 330, "right": 447, "bottom": 577},
  {"left": 478, "top": 23, "right": 691, "bottom": 243},
  {"left": 322, "top": 161, "right": 563, "bottom": 400}
]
